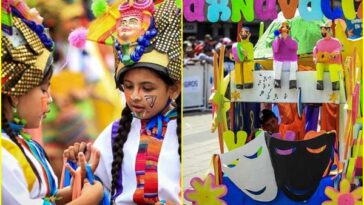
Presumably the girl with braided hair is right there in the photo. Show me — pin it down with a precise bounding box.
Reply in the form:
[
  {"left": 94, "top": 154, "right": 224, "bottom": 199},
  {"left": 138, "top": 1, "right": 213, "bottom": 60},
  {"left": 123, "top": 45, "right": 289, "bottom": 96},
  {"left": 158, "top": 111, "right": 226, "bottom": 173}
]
[
  {"left": 1, "top": 1, "right": 103, "bottom": 204},
  {"left": 63, "top": 0, "right": 182, "bottom": 204}
]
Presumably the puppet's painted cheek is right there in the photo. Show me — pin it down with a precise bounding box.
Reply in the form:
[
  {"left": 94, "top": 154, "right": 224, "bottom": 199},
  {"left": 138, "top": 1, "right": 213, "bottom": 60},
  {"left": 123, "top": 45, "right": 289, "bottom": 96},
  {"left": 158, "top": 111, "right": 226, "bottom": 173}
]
[
  {"left": 306, "top": 145, "right": 327, "bottom": 154},
  {"left": 274, "top": 147, "right": 296, "bottom": 155}
]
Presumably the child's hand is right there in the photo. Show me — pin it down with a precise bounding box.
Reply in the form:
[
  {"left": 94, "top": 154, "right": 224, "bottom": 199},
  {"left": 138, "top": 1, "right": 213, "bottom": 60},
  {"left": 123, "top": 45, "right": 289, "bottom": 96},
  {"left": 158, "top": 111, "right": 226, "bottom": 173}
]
[
  {"left": 64, "top": 142, "right": 101, "bottom": 173},
  {"left": 81, "top": 179, "right": 103, "bottom": 199}
]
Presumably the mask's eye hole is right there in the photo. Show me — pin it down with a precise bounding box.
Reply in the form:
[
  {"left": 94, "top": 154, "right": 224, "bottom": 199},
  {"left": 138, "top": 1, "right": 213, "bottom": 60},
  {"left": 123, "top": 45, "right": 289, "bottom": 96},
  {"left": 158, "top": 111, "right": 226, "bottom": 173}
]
[
  {"left": 275, "top": 147, "right": 296, "bottom": 155},
  {"left": 243, "top": 146, "right": 263, "bottom": 159},
  {"left": 306, "top": 145, "right": 327, "bottom": 154},
  {"left": 226, "top": 159, "right": 239, "bottom": 168}
]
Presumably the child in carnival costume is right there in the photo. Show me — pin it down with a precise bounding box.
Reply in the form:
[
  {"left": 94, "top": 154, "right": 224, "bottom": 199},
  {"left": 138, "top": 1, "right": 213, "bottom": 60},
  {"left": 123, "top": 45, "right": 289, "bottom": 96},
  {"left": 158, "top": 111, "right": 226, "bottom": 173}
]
[
  {"left": 1, "top": 0, "right": 103, "bottom": 204},
  {"left": 272, "top": 21, "right": 298, "bottom": 89},
  {"left": 234, "top": 26, "right": 255, "bottom": 89},
  {"left": 64, "top": 0, "right": 182, "bottom": 204},
  {"left": 313, "top": 21, "right": 343, "bottom": 91}
]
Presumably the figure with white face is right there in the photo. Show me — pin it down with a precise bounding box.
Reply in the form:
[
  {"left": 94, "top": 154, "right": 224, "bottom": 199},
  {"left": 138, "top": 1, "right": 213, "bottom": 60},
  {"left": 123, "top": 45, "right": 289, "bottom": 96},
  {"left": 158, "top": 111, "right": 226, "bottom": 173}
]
[{"left": 220, "top": 133, "right": 278, "bottom": 202}]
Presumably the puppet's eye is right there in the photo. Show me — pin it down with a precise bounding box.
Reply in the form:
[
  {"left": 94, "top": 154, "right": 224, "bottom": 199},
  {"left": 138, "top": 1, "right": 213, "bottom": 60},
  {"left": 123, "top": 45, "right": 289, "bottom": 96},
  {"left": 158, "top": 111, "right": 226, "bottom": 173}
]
[
  {"left": 306, "top": 145, "right": 326, "bottom": 154},
  {"left": 243, "top": 146, "right": 263, "bottom": 159},
  {"left": 275, "top": 147, "right": 296, "bottom": 155}
]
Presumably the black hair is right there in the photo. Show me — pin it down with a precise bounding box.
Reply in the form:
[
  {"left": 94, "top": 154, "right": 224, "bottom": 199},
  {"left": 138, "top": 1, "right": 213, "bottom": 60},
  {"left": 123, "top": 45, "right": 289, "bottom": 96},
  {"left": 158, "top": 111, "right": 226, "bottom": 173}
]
[
  {"left": 259, "top": 109, "right": 278, "bottom": 125},
  {"left": 1, "top": 65, "right": 54, "bottom": 190},
  {"left": 110, "top": 68, "right": 181, "bottom": 203}
]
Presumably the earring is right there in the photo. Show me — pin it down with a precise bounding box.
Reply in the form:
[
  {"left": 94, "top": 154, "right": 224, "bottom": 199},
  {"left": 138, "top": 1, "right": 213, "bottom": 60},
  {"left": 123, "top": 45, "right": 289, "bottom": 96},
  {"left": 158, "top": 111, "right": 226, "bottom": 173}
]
[
  {"left": 171, "top": 98, "right": 177, "bottom": 107},
  {"left": 12, "top": 107, "right": 26, "bottom": 125}
]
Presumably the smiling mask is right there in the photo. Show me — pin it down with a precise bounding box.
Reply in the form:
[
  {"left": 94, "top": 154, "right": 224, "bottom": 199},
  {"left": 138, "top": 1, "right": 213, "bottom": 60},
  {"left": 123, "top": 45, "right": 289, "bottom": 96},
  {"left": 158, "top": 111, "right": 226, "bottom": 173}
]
[{"left": 220, "top": 132, "right": 277, "bottom": 202}]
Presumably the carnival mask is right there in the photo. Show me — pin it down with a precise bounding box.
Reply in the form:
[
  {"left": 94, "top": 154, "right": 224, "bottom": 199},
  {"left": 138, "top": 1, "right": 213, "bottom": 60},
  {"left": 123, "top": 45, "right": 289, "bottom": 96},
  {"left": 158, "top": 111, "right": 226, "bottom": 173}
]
[
  {"left": 220, "top": 133, "right": 278, "bottom": 202},
  {"left": 267, "top": 132, "right": 335, "bottom": 201},
  {"left": 117, "top": 16, "right": 143, "bottom": 42},
  {"left": 116, "top": 0, "right": 154, "bottom": 44}
]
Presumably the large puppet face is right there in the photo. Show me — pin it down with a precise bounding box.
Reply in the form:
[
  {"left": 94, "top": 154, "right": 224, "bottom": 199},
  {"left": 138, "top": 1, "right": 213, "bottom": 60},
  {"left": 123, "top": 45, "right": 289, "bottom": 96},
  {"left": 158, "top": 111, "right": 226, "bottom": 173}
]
[
  {"left": 116, "top": 0, "right": 154, "bottom": 44},
  {"left": 117, "top": 14, "right": 143, "bottom": 43},
  {"left": 268, "top": 132, "right": 335, "bottom": 201},
  {"left": 220, "top": 133, "right": 278, "bottom": 202}
]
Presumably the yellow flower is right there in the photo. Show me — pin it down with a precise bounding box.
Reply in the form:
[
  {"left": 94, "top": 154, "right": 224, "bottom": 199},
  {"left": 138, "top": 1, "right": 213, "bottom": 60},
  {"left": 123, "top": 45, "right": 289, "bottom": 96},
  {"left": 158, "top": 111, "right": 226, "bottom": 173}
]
[
  {"left": 231, "top": 90, "right": 240, "bottom": 101},
  {"left": 329, "top": 92, "right": 338, "bottom": 103},
  {"left": 323, "top": 178, "right": 362, "bottom": 205},
  {"left": 184, "top": 173, "right": 227, "bottom": 205}
]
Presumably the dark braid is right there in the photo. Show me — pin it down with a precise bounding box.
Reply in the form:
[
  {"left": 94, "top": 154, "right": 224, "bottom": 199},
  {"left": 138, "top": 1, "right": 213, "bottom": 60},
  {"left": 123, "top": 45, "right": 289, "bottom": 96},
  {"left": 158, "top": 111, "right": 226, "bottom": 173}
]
[
  {"left": 110, "top": 105, "right": 133, "bottom": 204},
  {"left": 175, "top": 94, "right": 181, "bottom": 159},
  {"left": 1, "top": 103, "right": 42, "bottom": 189}
]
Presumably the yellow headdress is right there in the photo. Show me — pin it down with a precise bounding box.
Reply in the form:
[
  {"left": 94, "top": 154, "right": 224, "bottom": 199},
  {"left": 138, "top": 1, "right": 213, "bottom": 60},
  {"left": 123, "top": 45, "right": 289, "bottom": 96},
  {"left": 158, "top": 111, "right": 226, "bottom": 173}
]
[{"left": 2, "top": 0, "right": 54, "bottom": 96}]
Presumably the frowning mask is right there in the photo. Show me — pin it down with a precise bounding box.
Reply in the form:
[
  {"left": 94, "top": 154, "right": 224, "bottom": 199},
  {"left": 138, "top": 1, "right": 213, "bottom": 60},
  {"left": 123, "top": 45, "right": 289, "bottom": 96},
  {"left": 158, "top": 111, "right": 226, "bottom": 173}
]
[
  {"left": 220, "top": 132, "right": 277, "bottom": 202},
  {"left": 267, "top": 132, "right": 335, "bottom": 201}
]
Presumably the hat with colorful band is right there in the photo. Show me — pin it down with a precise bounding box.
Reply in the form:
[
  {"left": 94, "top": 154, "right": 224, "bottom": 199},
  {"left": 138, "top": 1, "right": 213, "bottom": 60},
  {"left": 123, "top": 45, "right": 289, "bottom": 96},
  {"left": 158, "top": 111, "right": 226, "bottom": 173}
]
[{"left": 1, "top": 0, "right": 54, "bottom": 96}]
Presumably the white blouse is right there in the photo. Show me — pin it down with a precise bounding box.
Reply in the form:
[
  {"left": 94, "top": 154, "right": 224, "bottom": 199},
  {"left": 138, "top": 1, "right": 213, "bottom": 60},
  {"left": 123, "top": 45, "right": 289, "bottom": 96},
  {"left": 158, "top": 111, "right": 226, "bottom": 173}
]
[
  {"left": 94, "top": 118, "right": 181, "bottom": 204},
  {"left": 2, "top": 133, "right": 58, "bottom": 205}
]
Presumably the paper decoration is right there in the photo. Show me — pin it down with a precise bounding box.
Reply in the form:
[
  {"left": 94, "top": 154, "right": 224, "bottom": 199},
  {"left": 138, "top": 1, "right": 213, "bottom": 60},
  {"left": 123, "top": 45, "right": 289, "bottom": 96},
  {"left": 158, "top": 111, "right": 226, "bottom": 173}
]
[
  {"left": 184, "top": 173, "right": 228, "bottom": 205},
  {"left": 298, "top": 0, "right": 323, "bottom": 21},
  {"left": 231, "top": 71, "right": 341, "bottom": 103},
  {"left": 321, "top": 0, "right": 343, "bottom": 20},
  {"left": 259, "top": 22, "right": 264, "bottom": 39},
  {"left": 183, "top": 0, "right": 205, "bottom": 22},
  {"left": 277, "top": 0, "right": 298, "bottom": 19},
  {"left": 323, "top": 178, "right": 363, "bottom": 205},
  {"left": 223, "top": 130, "right": 247, "bottom": 151},
  {"left": 352, "top": 83, "right": 360, "bottom": 125},
  {"left": 210, "top": 46, "right": 230, "bottom": 153},
  {"left": 230, "top": 0, "right": 254, "bottom": 22},
  {"left": 342, "top": 0, "right": 357, "bottom": 20},
  {"left": 254, "top": 0, "right": 278, "bottom": 21},
  {"left": 206, "top": 0, "right": 231, "bottom": 22},
  {"left": 335, "top": 22, "right": 362, "bottom": 68},
  {"left": 358, "top": 1, "right": 363, "bottom": 19},
  {"left": 220, "top": 133, "right": 278, "bottom": 202}
]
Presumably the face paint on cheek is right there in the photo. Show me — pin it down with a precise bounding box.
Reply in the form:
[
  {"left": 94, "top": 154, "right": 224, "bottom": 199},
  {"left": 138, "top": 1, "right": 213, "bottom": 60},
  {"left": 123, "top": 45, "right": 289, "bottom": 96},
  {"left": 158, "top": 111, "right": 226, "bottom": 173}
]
[
  {"left": 144, "top": 95, "right": 157, "bottom": 108},
  {"left": 41, "top": 96, "right": 48, "bottom": 113},
  {"left": 125, "top": 91, "right": 132, "bottom": 102}
]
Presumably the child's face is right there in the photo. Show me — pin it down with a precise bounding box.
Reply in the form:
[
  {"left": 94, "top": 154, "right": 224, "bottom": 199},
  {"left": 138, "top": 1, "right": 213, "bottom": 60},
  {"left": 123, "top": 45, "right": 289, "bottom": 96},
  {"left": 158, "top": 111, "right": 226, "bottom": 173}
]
[
  {"left": 122, "top": 68, "right": 180, "bottom": 119},
  {"left": 15, "top": 80, "right": 52, "bottom": 128},
  {"left": 262, "top": 117, "right": 279, "bottom": 134}
]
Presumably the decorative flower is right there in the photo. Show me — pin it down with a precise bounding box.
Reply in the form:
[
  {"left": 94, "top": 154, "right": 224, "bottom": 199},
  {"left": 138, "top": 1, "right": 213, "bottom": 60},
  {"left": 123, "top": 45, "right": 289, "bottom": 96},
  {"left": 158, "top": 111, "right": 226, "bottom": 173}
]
[
  {"left": 329, "top": 92, "right": 338, "bottom": 103},
  {"left": 184, "top": 173, "right": 227, "bottom": 205},
  {"left": 210, "top": 49, "right": 230, "bottom": 134},
  {"left": 231, "top": 90, "right": 240, "bottom": 101},
  {"left": 323, "top": 178, "right": 362, "bottom": 205}
]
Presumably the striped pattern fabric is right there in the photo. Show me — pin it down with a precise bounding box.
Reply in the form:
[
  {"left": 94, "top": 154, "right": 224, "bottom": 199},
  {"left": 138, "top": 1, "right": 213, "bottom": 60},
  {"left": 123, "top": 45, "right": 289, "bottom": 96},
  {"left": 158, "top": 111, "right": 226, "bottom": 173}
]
[
  {"left": 16, "top": 136, "right": 58, "bottom": 204},
  {"left": 133, "top": 120, "right": 168, "bottom": 204}
]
